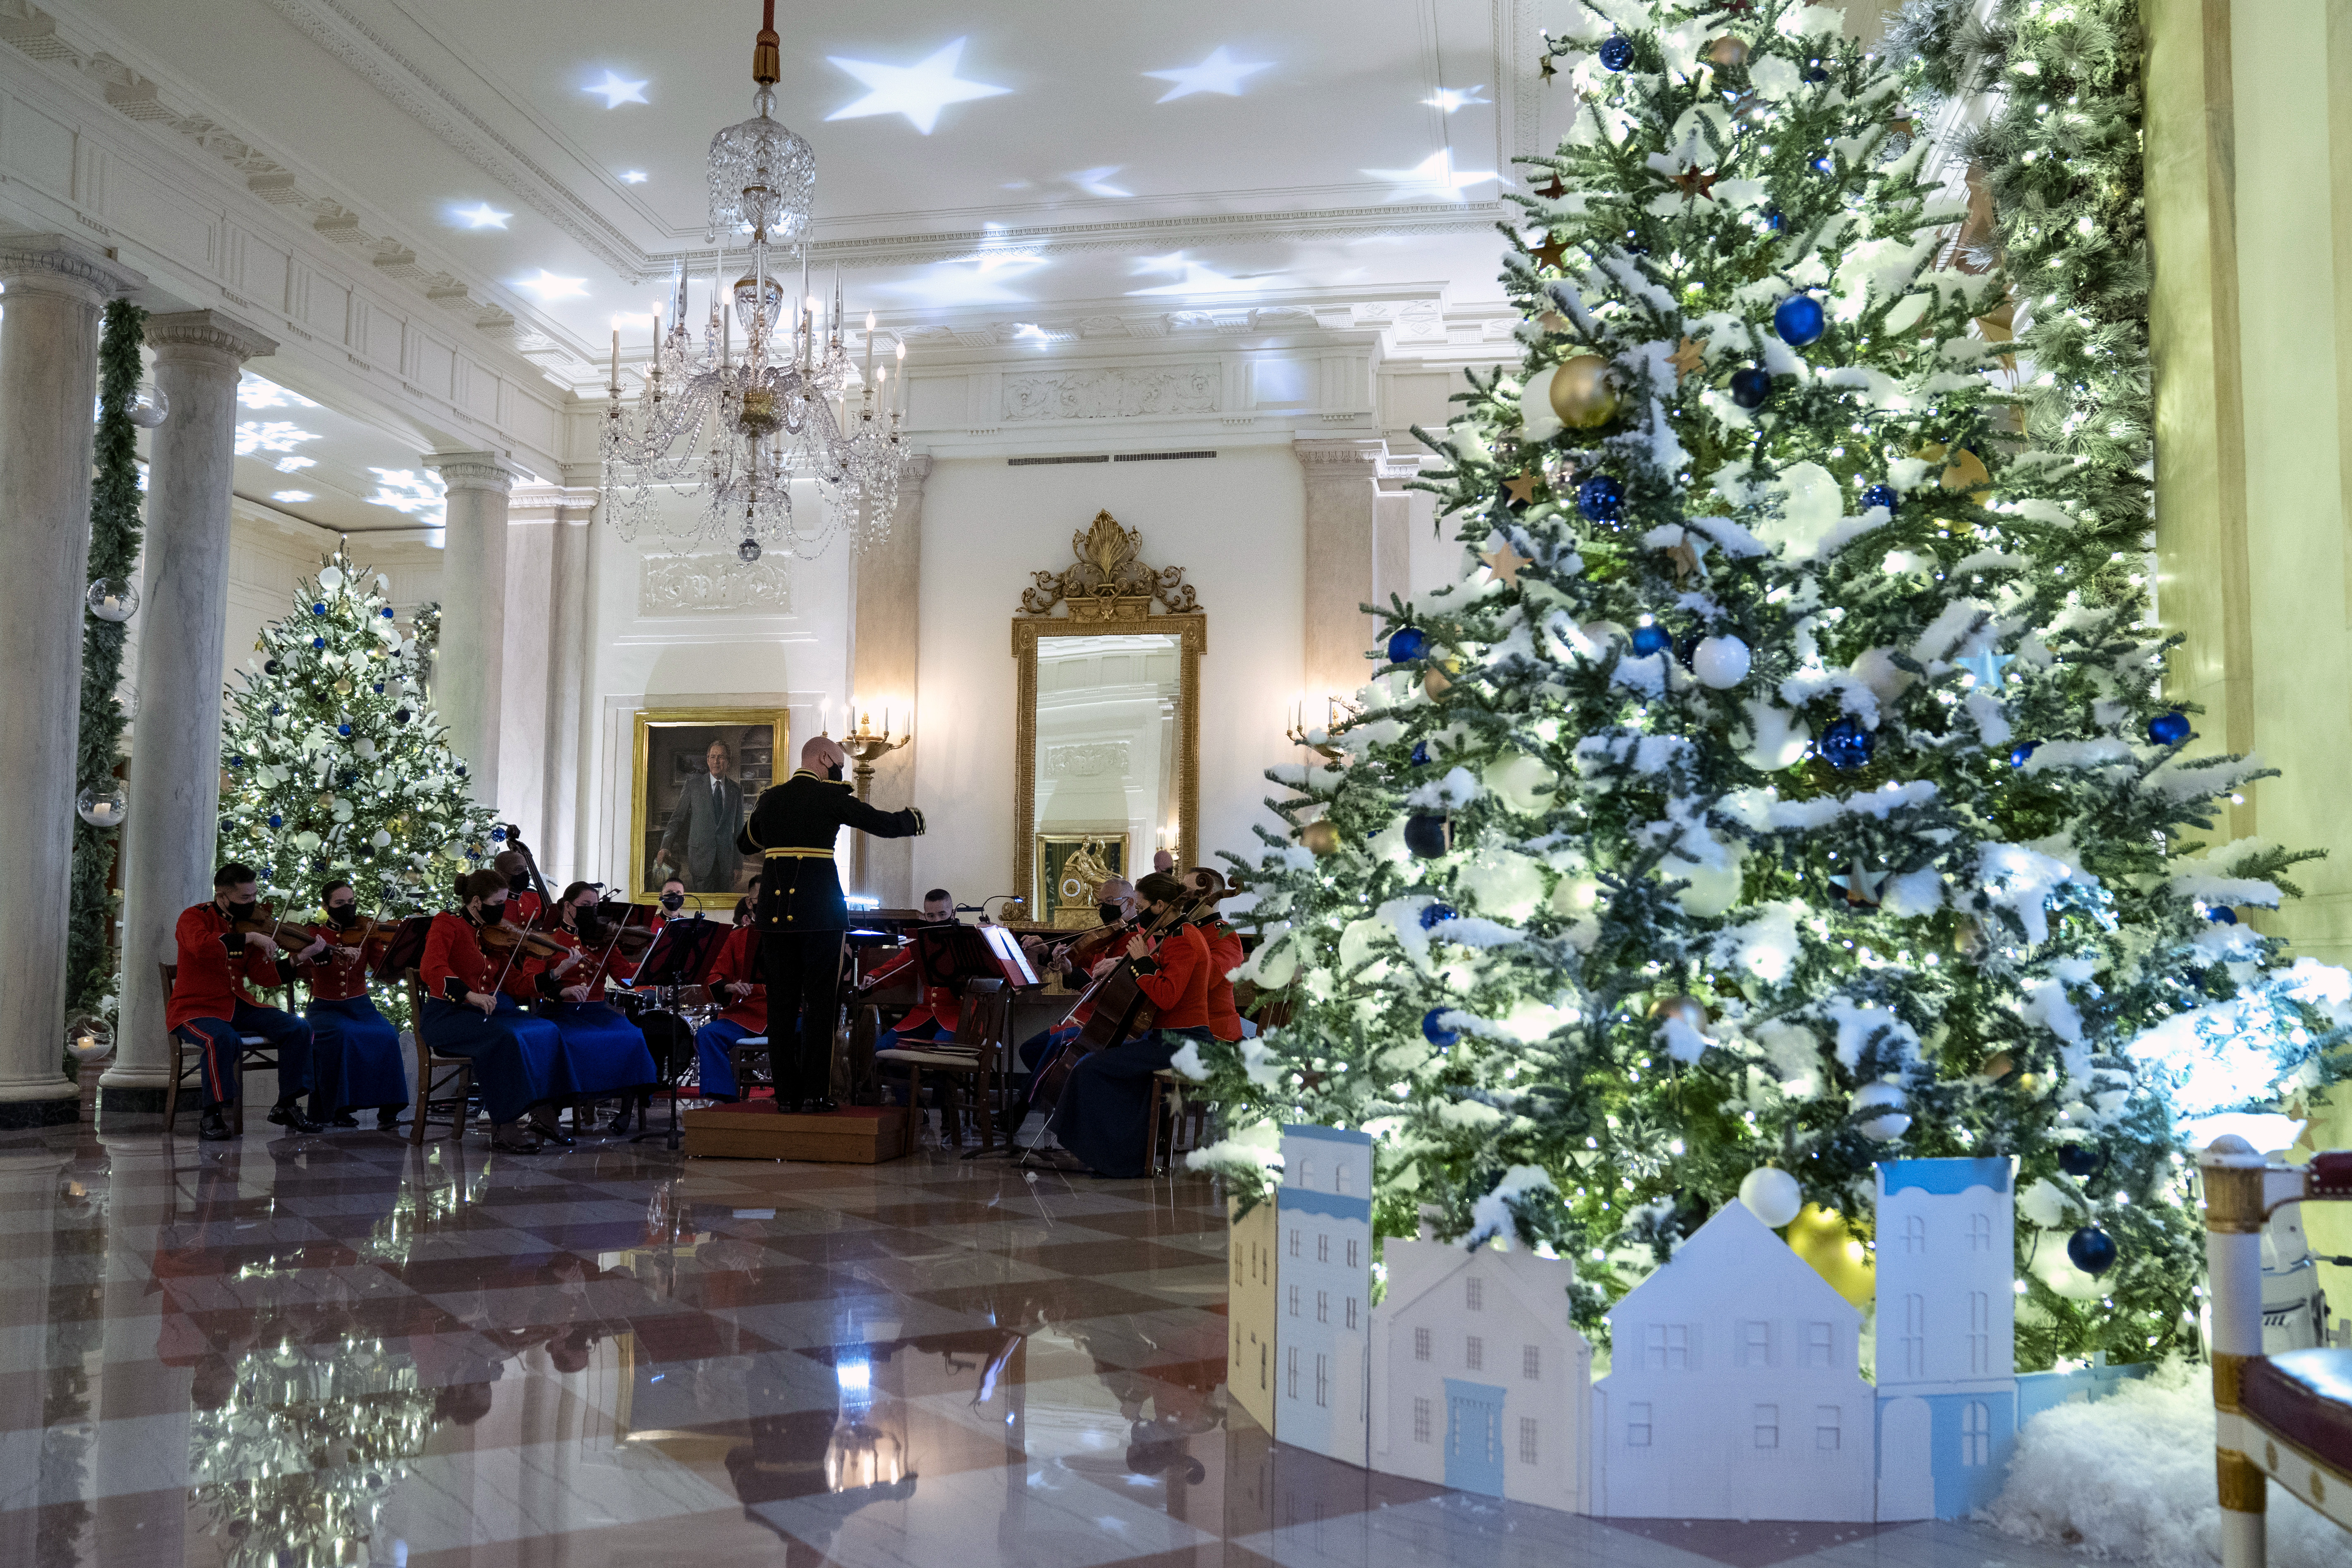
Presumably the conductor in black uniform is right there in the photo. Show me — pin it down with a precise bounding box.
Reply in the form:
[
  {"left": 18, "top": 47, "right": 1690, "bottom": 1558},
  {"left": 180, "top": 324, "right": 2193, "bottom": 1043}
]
[{"left": 735, "top": 735, "right": 926, "bottom": 1111}]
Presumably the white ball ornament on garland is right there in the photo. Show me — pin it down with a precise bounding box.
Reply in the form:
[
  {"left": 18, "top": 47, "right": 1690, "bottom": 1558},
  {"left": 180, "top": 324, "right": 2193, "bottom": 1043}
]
[
  {"left": 1482, "top": 751, "right": 1559, "bottom": 814},
  {"left": 1738, "top": 1166, "right": 1803, "bottom": 1229},
  {"left": 1851, "top": 1081, "right": 1912, "bottom": 1141},
  {"left": 1691, "top": 634, "right": 1752, "bottom": 690},
  {"left": 317, "top": 565, "right": 346, "bottom": 593}
]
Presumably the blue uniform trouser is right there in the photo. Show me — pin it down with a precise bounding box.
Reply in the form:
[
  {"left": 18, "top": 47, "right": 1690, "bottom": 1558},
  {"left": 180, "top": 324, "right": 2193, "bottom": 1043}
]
[
  {"left": 694, "top": 1018, "right": 754, "bottom": 1099},
  {"left": 421, "top": 996, "right": 560, "bottom": 1124},
  {"left": 1048, "top": 1027, "right": 1210, "bottom": 1179},
  {"left": 174, "top": 1004, "right": 313, "bottom": 1109},
  {"left": 305, "top": 997, "right": 408, "bottom": 1118}
]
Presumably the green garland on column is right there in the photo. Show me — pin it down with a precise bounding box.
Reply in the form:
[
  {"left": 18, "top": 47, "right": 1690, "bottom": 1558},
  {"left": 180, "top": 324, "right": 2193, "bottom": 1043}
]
[
  {"left": 67, "top": 301, "right": 147, "bottom": 1025},
  {"left": 1889, "top": 0, "right": 2150, "bottom": 607}
]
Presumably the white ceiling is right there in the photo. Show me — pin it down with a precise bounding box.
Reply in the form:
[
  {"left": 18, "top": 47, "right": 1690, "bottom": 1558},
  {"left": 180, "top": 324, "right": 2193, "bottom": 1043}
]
[{"left": 74, "top": 0, "right": 1568, "bottom": 392}]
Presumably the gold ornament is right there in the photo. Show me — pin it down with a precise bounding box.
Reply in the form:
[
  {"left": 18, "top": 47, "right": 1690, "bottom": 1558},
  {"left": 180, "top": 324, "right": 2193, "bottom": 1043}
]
[
  {"left": 1424, "top": 668, "right": 1452, "bottom": 698},
  {"left": 332, "top": 679, "right": 353, "bottom": 696},
  {"left": 1299, "top": 820, "right": 1341, "bottom": 857},
  {"left": 1646, "top": 995, "right": 1709, "bottom": 1029},
  {"left": 1704, "top": 35, "right": 1750, "bottom": 68},
  {"left": 1667, "top": 337, "right": 1705, "bottom": 383},
  {"left": 1481, "top": 543, "right": 1532, "bottom": 588},
  {"left": 1786, "top": 1204, "right": 1874, "bottom": 1307},
  {"left": 1913, "top": 441, "right": 1992, "bottom": 505},
  {"left": 1981, "top": 1051, "right": 2015, "bottom": 1083},
  {"left": 1548, "top": 354, "right": 1620, "bottom": 429}
]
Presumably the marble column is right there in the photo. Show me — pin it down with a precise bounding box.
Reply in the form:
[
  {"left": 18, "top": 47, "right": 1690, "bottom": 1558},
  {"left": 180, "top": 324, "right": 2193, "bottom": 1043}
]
[
  {"left": 106, "top": 310, "right": 277, "bottom": 1113},
  {"left": 543, "top": 485, "right": 596, "bottom": 881},
  {"left": 425, "top": 451, "right": 523, "bottom": 804},
  {"left": 0, "top": 236, "right": 142, "bottom": 1127},
  {"left": 1294, "top": 437, "right": 1411, "bottom": 702},
  {"left": 850, "top": 456, "right": 929, "bottom": 905}
]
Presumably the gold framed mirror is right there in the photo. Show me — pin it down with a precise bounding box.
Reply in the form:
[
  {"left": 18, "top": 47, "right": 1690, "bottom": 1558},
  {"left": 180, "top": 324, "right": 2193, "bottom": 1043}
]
[{"left": 1013, "top": 512, "right": 1205, "bottom": 926}]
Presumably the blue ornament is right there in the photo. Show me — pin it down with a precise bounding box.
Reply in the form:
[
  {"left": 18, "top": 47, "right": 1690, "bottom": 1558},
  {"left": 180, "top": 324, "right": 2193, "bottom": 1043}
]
[
  {"left": 2056, "top": 1144, "right": 2102, "bottom": 1178},
  {"left": 1421, "top": 1009, "right": 1460, "bottom": 1047},
  {"left": 310, "top": 637, "right": 325, "bottom": 650},
  {"left": 1728, "top": 367, "right": 1774, "bottom": 409},
  {"left": 492, "top": 826, "right": 509, "bottom": 842},
  {"left": 1387, "top": 626, "right": 1430, "bottom": 663},
  {"left": 1861, "top": 483, "right": 1898, "bottom": 513},
  {"left": 1803, "top": 61, "right": 1830, "bottom": 83},
  {"left": 1403, "top": 814, "right": 1452, "bottom": 859},
  {"left": 1818, "top": 717, "right": 1874, "bottom": 771},
  {"left": 2065, "top": 1226, "right": 2117, "bottom": 1276},
  {"left": 267, "top": 814, "right": 283, "bottom": 829},
  {"left": 1630, "top": 622, "right": 1672, "bottom": 657},
  {"left": 227, "top": 754, "right": 245, "bottom": 768},
  {"left": 1812, "top": 156, "right": 1834, "bottom": 175},
  {"left": 1575, "top": 475, "right": 1625, "bottom": 523},
  {"left": 2010, "top": 741, "right": 2040, "bottom": 768},
  {"left": 392, "top": 708, "right": 411, "bottom": 724},
  {"left": 379, "top": 607, "right": 395, "bottom": 619},
  {"left": 1764, "top": 209, "right": 1786, "bottom": 232},
  {"left": 1598, "top": 35, "right": 1634, "bottom": 71},
  {"left": 311, "top": 603, "right": 327, "bottom": 616},
  {"left": 269, "top": 704, "right": 281, "bottom": 716},
  {"left": 2148, "top": 711, "right": 2191, "bottom": 747},
  {"left": 1419, "top": 903, "right": 1458, "bottom": 930},
  {"left": 312, "top": 857, "right": 328, "bottom": 873},
  {"left": 456, "top": 764, "right": 467, "bottom": 776},
  {"left": 1410, "top": 742, "right": 1430, "bottom": 766},
  {"left": 1772, "top": 293, "right": 1826, "bottom": 346},
  {"left": 2207, "top": 906, "right": 2239, "bottom": 926},
  {"left": 337, "top": 723, "right": 353, "bottom": 738},
  {"left": 372, "top": 682, "right": 384, "bottom": 694}
]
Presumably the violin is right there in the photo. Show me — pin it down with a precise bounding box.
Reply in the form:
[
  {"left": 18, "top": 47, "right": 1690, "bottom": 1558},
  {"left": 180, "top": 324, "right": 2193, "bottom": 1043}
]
[
  {"left": 1002, "top": 895, "right": 1200, "bottom": 1147},
  {"left": 479, "top": 921, "right": 569, "bottom": 961},
  {"left": 322, "top": 915, "right": 389, "bottom": 951},
  {"left": 230, "top": 908, "right": 319, "bottom": 957}
]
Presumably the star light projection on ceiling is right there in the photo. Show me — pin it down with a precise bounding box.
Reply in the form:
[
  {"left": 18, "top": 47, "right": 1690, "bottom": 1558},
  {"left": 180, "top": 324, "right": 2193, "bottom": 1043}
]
[
  {"left": 1143, "top": 46, "right": 1272, "bottom": 101},
  {"left": 1361, "top": 148, "right": 1501, "bottom": 202},
  {"left": 584, "top": 70, "right": 649, "bottom": 109},
  {"left": 825, "top": 38, "right": 1009, "bottom": 134},
  {"left": 453, "top": 202, "right": 511, "bottom": 229}
]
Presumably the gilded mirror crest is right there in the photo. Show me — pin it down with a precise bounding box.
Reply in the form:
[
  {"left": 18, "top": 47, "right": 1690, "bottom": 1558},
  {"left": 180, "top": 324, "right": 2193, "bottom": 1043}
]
[{"left": 1020, "top": 510, "right": 1200, "bottom": 622}]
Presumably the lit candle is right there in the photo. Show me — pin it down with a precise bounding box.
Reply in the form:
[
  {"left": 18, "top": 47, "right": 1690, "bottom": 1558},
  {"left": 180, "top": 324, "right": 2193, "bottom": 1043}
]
[
  {"left": 863, "top": 311, "right": 875, "bottom": 384},
  {"left": 895, "top": 340, "right": 908, "bottom": 416},
  {"left": 609, "top": 329, "right": 619, "bottom": 390}
]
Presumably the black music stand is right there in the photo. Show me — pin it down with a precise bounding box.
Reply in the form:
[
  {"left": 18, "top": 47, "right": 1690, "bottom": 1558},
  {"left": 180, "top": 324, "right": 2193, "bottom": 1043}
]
[{"left": 615, "top": 916, "right": 730, "bottom": 1150}]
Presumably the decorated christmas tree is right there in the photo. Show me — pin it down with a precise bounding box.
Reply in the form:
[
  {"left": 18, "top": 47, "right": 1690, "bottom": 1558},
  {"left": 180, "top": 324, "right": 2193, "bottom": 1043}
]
[
  {"left": 217, "top": 551, "right": 497, "bottom": 945},
  {"left": 1187, "top": 0, "right": 2349, "bottom": 1368}
]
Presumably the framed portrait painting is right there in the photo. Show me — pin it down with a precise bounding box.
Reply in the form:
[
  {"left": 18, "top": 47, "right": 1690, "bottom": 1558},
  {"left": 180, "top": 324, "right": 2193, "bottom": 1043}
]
[{"left": 630, "top": 708, "right": 786, "bottom": 905}]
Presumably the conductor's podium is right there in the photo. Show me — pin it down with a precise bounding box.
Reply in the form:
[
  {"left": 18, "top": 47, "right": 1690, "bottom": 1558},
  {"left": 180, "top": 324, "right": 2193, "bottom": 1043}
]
[{"left": 682, "top": 1101, "right": 910, "bottom": 1163}]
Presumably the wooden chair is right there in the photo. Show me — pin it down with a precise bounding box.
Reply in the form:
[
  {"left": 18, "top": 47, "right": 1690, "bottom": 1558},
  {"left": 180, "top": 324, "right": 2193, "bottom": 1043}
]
[
  {"left": 401, "top": 969, "right": 475, "bottom": 1146},
  {"left": 160, "top": 962, "right": 278, "bottom": 1137},
  {"left": 874, "top": 978, "right": 1008, "bottom": 1149},
  {"left": 1146, "top": 1069, "right": 1213, "bottom": 1176},
  {"left": 2202, "top": 1139, "right": 2352, "bottom": 1565},
  {"left": 727, "top": 1033, "right": 771, "bottom": 1099}
]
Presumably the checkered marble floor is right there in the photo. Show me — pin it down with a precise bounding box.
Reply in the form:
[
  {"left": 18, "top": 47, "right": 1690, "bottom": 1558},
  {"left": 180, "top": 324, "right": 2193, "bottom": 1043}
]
[{"left": 0, "top": 1098, "right": 2137, "bottom": 1568}]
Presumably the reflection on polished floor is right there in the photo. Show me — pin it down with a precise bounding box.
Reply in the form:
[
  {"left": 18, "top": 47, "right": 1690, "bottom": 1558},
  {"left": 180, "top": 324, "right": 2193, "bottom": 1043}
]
[{"left": 0, "top": 1106, "right": 2109, "bottom": 1568}]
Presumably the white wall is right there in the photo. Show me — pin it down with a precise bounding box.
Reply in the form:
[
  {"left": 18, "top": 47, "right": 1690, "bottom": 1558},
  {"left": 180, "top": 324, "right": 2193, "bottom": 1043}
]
[{"left": 910, "top": 447, "right": 1305, "bottom": 908}]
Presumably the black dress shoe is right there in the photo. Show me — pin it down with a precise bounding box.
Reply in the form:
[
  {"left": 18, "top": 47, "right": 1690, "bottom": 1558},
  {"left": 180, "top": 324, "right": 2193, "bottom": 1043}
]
[
  {"left": 199, "top": 1109, "right": 234, "bottom": 1143},
  {"left": 607, "top": 1104, "right": 636, "bottom": 1135},
  {"left": 376, "top": 1109, "right": 403, "bottom": 1131},
  {"left": 490, "top": 1131, "right": 543, "bottom": 1154},
  {"left": 530, "top": 1121, "right": 576, "bottom": 1146},
  {"left": 804, "top": 1097, "right": 838, "bottom": 1116},
  {"left": 267, "top": 1103, "right": 322, "bottom": 1133},
  {"left": 329, "top": 1112, "right": 360, "bottom": 1129}
]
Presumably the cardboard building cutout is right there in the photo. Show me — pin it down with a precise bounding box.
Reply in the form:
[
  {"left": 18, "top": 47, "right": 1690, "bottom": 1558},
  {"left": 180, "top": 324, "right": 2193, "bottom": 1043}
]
[{"left": 1272, "top": 1125, "right": 1374, "bottom": 1465}]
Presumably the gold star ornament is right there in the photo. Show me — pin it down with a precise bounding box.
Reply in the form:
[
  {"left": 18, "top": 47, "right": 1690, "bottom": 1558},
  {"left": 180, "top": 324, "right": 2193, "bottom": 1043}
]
[
  {"left": 1481, "top": 542, "right": 1533, "bottom": 587},
  {"left": 1502, "top": 473, "right": 1541, "bottom": 504},
  {"left": 1670, "top": 164, "right": 1721, "bottom": 200},
  {"left": 1667, "top": 336, "right": 1705, "bottom": 382},
  {"left": 1529, "top": 233, "right": 1570, "bottom": 270}
]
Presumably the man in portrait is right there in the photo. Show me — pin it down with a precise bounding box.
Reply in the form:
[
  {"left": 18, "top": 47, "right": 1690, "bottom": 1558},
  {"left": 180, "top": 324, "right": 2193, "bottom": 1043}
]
[{"left": 658, "top": 736, "right": 747, "bottom": 891}]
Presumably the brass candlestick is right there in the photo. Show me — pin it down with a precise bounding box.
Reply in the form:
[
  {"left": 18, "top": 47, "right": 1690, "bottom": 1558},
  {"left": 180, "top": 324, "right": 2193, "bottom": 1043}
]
[{"left": 838, "top": 708, "right": 910, "bottom": 897}]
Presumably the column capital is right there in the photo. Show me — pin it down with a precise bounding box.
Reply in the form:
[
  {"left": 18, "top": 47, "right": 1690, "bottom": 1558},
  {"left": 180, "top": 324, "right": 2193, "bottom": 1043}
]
[
  {"left": 0, "top": 233, "right": 144, "bottom": 309},
  {"left": 1293, "top": 435, "right": 1392, "bottom": 478},
  {"left": 427, "top": 450, "right": 526, "bottom": 495},
  {"left": 147, "top": 309, "right": 278, "bottom": 369}
]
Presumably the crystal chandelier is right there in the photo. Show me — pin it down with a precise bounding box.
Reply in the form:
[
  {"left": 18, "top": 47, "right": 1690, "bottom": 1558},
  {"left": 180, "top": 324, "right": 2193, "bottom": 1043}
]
[{"left": 600, "top": 1, "right": 907, "bottom": 563}]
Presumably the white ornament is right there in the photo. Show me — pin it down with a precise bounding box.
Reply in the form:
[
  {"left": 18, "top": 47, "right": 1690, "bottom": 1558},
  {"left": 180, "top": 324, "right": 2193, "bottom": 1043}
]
[
  {"left": 1483, "top": 751, "right": 1560, "bottom": 814},
  {"left": 1738, "top": 698, "right": 1811, "bottom": 771},
  {"left": 1692, "top": 634, "right": 1751, "bottom": 689},
  {"left": 354, "top": 738, "right": 378, "bottom": 759},
  {"left": 1738, "top": 1166, "right": 1803, "bottom": 1228},
  {"left": 294, "top": 831, "right": 322, "bottom": 851},
  {"left": 1518, "top": 365, "right": 1564, "bottom": 442},
  {"left": 1850, "top": 1081, "right": 1912, "bottom": 1141},
  {"left": 370, "top": 828, "right": 393, "bottom": 848},
  {"left": 317, "top": 565, "right": 345, "bottom": 592}
]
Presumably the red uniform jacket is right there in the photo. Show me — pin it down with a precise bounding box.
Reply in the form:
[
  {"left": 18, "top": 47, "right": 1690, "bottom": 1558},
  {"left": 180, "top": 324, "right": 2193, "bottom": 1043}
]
[
  {"left": 1131, "top": 922, "right": 1212, "bottom": 1031},
  {"left": 861, "top": 938, "right": 961, "bottom": 1038},
  {"left": 1197, "top": 917, "right": 1245, "bottom": 1043},
  {"left": 167, "top": 902, "right": 296, "bottom": 1031},
  {"left": 706, "top": 923, "right": 768, "bottom": 1033},
  {"left": 506, "top": 889, "right": 545, "bottom": 928},
  {"left": 301, "top": 923, "right": 390, "bottom": 1003},
  {"left": 420, "top": 911, "right": 498, "bottom": 1004}
]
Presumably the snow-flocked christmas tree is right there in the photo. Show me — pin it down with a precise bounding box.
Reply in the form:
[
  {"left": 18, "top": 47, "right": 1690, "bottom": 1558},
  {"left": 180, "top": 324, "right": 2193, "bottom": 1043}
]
[
  {"left": 1187, "top": 0, "right": 2349, "bottom": 1368},
  {"left": 218, "top": 551, "right": 497, "bottom": 940}
]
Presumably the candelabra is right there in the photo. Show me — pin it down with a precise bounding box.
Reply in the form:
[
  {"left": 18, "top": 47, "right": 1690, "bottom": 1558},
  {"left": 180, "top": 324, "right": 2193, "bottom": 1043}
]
[
  {"left": 1285, "top": 696, "right": 1355, "bottom": 761},
  {"left": 599, "top": 1, "right": 910, "bottom": 564},
  {"left": 838, "top": 707, "right": 911, "bottom": 896}
]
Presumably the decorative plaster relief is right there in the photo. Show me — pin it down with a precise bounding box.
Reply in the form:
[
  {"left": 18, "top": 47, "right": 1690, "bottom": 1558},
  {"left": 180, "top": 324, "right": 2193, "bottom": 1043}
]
[
  {"left": 1045, "top": 741, "right": 1130, "bottom": 779},
  {"left": 1003, "top": 366, "right": 1219, "bottom": 423},
  {"left": 638, "top": 552, "right": 792, "bottom": 617}
]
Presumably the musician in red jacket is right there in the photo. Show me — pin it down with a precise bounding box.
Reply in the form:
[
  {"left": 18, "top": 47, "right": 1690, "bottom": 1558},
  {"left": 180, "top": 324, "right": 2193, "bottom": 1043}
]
[
  {"left": 298, "top": 880, "right": 408, "bottom": 1129},
  {"left": 1186, "top": 868, "right": 1247, "bottom": 1044},
  {"left": 857, "top": 888, "right": 963, "bottom": 1046},
  {"left": 691, "top": 919, "right": 767, "bottom": 1100},
  {"left": 168, "top": 863, "right": 329, "bottom": 1141},
  {"left": 418, "top": 869, "right": 564, "bottom": 1153},
  {"left": 1047, "top": 872, "right": 1214, "bottom": 1179}
]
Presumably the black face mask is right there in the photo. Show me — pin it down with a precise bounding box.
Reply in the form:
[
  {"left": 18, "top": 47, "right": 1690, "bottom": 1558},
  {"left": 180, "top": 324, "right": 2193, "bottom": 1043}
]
[
  {"left": 660, "top": 893, "right": 685, "bottom": 911},
  {"left": 480, "top": 900, "right": 506, "bottom": 925},
  {"left": 329, "top": 905, "right": 358, "bottom": 928},
  {"left": 508, "top": 872, "right": 530, "bottom": 894},
  {"left": 826, "top": 764, "right": 844, "bottom": 781},
  {"left": 1097, "top": 902, "right": 1123, "bottom": 925},
  {"left": 225, "top": 898, "right": 258, "bottom": 924}
]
